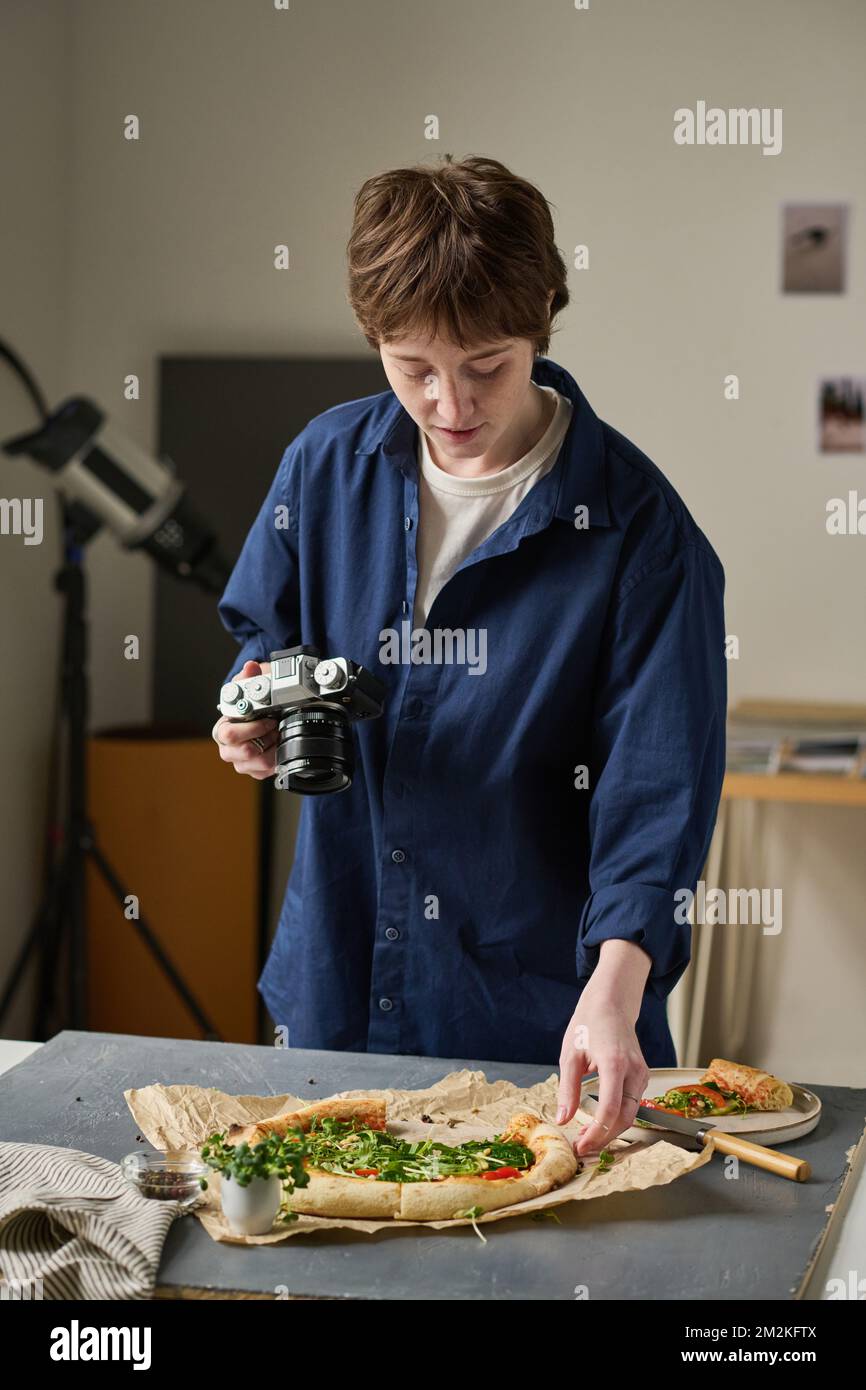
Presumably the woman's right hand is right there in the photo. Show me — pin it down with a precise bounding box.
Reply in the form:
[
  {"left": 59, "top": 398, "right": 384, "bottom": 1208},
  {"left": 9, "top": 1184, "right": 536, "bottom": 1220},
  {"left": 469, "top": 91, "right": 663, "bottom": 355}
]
[{"left": 213, "top": 660, "right": 279, "bottom": 779}]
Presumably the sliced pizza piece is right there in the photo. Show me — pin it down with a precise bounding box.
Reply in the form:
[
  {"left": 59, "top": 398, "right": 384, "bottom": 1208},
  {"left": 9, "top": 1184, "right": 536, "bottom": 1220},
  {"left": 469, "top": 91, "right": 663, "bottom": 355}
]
[
  {"left": 227, "top": 1095, "right": 387, "bottom": 1149},
  {"left": 287, "top": 1167, "right": 403, "bottom": 1219},
  {"left": 700, "top": 1058, "right": 793, "bottom": 1112}
]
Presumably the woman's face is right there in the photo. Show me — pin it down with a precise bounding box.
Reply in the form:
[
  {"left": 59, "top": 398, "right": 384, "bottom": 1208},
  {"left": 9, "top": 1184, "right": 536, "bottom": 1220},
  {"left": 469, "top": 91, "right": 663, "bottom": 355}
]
[{"left": 379, "top": 329, "right": 541, "bottom": 474}]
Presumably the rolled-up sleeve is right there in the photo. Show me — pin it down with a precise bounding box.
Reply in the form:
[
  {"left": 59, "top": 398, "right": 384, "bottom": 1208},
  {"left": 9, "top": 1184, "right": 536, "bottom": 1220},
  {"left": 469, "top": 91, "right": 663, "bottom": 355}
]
[
  {"left": 216, "top": 440, "right": 302, "bottom": 689},
  {"left": 576, "top": 539, "right": 727, "bottom": 1000}
]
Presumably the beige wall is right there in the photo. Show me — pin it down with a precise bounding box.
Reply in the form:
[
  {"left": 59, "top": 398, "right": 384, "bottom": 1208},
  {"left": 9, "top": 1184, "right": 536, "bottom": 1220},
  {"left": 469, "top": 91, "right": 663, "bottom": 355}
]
[
  {"left": 0, "top": 1, "right": 70, "bottom": 1038},
  {"left": 2, "top": 0, "right": 864, "bottom": 1078}
]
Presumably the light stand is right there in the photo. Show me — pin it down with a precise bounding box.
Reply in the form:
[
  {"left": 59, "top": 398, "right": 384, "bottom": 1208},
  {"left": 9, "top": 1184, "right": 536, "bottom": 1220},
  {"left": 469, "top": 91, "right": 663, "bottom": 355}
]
[{"left": 0, "top": 337, "right": 227, "bottom": 1039}]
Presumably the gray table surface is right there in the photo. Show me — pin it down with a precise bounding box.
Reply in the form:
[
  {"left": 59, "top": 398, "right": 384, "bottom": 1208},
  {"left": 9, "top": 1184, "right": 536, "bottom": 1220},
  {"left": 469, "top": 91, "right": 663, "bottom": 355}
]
[{"left": 0, "top": 1030, "right": 862, "bottom": 1301}]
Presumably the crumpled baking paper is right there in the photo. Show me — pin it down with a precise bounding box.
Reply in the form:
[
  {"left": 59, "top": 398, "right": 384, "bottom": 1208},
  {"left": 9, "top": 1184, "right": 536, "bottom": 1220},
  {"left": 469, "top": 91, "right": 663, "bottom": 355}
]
[{"left": 123, "top": 1068, "right": 715, "bottom": 1242}]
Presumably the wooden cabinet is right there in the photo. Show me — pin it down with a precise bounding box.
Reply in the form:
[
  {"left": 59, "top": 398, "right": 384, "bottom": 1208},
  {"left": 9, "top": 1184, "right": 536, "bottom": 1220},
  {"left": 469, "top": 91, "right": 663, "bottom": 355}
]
[{"left": 85, "top": 731, "right": 261, "bottom": 1042}]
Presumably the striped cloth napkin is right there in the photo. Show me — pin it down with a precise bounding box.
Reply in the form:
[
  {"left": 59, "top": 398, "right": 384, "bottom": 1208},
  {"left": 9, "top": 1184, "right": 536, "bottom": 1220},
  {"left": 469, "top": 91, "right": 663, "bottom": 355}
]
[{"left": 0, "top": 1141, "right": 183, "bottom": 1300}]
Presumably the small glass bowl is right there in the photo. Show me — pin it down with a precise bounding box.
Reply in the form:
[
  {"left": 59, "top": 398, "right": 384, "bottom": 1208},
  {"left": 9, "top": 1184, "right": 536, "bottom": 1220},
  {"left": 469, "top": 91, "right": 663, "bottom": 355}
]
[{"left": 121, "top": 1149, "right": 209, "bottom": 1206}]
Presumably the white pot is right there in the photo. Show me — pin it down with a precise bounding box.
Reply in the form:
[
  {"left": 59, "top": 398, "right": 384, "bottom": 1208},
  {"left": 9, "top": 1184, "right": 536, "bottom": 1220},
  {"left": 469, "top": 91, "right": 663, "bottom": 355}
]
[{"left": 220, "top": 1172, "right": 283, "bottom": 1235}]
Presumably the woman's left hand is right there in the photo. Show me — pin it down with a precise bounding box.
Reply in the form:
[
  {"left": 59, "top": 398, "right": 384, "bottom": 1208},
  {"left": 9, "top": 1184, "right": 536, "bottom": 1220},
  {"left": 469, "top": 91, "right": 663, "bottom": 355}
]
[{"left": 556, "top": 978, "right": 650, "bottom": 1157}]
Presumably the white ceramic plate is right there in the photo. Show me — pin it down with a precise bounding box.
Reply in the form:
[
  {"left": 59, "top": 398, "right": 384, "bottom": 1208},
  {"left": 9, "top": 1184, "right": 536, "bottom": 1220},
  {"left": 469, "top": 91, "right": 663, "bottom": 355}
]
[{"left": 580, "top": 1067, "right": 821, "bottom": 1146}]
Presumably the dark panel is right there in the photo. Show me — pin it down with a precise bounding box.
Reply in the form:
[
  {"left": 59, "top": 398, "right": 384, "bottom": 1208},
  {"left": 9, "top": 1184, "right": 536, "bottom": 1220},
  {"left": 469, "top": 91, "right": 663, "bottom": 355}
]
[{"left": 154, "top": 356, "right": 389, "bottom": 730}]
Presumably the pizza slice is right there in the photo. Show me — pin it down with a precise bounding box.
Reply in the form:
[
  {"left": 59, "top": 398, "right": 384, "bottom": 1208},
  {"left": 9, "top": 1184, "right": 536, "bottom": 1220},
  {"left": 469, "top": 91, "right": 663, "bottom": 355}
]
[
  {"left": 642, "top": 1057, "right": 794, "bottom": 1120},
  {"left": 699, "top": 1058, "right": 794, "bottom": 1112},
  {"left": 225, "top": 1100, "right": 577, "bottom": 1220}
]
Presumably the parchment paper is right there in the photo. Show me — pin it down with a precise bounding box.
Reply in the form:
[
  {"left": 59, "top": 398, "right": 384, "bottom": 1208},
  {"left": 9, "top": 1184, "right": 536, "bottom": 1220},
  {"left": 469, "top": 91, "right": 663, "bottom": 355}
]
[{"left": 123, "top": 1069, "right": 715, "bottom": 1242}]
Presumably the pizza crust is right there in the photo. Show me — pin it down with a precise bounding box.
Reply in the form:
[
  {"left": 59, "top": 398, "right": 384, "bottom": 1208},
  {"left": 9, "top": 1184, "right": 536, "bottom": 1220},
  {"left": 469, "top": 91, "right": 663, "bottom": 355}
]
[
  {"left": 288, "top": 1167, "right": 402, "bottom": 1219},
  {"left": 700, "top": 1058, "right": 793, "bottom": 1111},
  {"left": 227, "top": 1096, "right": 387, "bottom": 1148}
]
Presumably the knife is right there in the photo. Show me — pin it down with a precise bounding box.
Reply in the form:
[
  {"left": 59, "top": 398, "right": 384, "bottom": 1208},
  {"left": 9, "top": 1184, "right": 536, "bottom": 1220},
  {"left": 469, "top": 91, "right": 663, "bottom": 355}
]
[{"left": 585, "top": 1093, "right": 811, "bottom": 1182}]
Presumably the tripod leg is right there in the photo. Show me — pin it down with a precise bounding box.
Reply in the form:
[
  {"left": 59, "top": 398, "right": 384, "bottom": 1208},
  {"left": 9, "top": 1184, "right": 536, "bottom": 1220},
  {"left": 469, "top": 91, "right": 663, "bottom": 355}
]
[
  {"left": 34, "top": 842, "right": 71, "bottom": 1038},
  {"left": 86, "top": 833, "right": 222, "bottom": 1040},
  {"left": 0, "top": 899, "right": 55, "bottom": 1034},
  {"left": 0, "top": 832, "right": 69, "bottom": 1038}
]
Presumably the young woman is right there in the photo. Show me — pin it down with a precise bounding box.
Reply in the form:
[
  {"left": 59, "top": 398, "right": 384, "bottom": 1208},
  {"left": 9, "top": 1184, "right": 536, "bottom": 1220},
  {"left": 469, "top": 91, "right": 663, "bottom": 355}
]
[{"left": 214, "top": 155, "right": 727, "bottom": 1157}]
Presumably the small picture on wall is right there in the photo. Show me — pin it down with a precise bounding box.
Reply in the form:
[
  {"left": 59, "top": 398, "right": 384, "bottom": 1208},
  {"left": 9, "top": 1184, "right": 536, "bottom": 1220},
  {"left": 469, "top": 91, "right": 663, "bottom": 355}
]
[
  {"left": 782, "top": 203, "right": 848, "bottom": 293},
  {"left": 818, "top": 377, "right": 866, "bottom": 453}
]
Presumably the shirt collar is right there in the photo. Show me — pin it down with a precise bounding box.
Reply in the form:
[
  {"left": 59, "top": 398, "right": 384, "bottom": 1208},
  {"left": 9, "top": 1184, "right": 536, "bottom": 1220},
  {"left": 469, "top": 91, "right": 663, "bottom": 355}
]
[{"left": 354, "top": 355, "right": 610, "bottom": 527}]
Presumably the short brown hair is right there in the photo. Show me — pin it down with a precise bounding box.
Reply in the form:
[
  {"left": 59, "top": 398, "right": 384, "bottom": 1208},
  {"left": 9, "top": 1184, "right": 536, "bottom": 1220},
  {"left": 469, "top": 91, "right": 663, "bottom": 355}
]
[{"left": 346, "top": 154, "right": 569, "bottom": 358}]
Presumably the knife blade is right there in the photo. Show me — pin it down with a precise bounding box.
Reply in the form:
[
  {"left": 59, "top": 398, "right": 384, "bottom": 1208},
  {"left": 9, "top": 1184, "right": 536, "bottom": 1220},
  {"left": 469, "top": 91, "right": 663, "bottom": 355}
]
[
  {"left": 586, "top": 1092, "right": 711, "bottom": 1146},
  {"left": 584, "top": 1093, "right": 811, "bottom": 1182}
]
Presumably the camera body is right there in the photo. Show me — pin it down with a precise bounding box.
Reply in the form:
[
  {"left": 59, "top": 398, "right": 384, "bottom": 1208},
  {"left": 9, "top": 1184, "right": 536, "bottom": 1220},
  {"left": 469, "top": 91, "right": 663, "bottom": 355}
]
[{"left": 218, "top": 645, "right": 386, "bottom": 794}]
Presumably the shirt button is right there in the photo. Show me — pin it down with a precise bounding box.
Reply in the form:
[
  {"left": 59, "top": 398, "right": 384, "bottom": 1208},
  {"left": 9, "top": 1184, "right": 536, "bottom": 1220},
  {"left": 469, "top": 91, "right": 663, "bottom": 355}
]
[
  {"left": 385, "top": 926, "right": 400, "bottom": 940},
  {"left": 391, "top": 848, "right": 406, "bottom": 863},
  {"left": 404, "top": 515, "right": 413, "bottom": 530},
  {"left": 378, "top": 997, "right": 394, "bottom": 1011}
]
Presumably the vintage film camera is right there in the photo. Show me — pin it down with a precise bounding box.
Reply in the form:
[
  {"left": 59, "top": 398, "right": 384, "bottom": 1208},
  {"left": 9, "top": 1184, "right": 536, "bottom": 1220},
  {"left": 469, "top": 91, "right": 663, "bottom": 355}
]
[{"left": 218, "top": 645, "right": 386, "bottom": 794}]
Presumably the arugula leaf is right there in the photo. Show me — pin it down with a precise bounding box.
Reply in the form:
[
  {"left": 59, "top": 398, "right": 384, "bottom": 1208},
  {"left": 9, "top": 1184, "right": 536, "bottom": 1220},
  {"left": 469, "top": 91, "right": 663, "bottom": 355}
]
[
  {"left": 453, "top": 1203, "right": 488, "bottom": 1243},
  {"left": 302, "top": 1118, "right": 534, "bottom": 1184}
]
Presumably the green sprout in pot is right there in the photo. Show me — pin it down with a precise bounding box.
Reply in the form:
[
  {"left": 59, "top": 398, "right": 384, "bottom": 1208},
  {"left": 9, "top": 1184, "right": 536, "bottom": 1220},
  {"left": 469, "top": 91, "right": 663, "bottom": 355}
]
[{"left": 200, "top": 1127, "right": 311, "bottom": 1230}]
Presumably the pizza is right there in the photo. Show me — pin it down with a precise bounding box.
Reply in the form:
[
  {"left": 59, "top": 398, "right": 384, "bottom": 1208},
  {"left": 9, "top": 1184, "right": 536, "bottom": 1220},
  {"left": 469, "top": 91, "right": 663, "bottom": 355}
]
[
  {"left": 226, "top": 1097, "right": 577, "bottom": 1220},
  {"left": 700, "top": 1058, "right": 794, "bottom": 1111},
  {"left": 642, "top": 1057, "right": 794, "bottom": 1120}
]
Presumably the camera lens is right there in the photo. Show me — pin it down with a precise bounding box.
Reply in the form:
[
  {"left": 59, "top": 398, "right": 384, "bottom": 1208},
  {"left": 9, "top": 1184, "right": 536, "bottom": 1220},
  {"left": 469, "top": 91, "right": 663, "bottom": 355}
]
[{"left": 274, "top": 706, "right": 354, "bottom": 794}]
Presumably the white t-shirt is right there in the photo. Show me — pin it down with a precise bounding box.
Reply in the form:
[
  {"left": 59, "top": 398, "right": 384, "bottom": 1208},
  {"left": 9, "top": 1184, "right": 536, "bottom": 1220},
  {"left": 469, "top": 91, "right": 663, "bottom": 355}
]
[{"left": 412, "top": 384, "right": 573, "bottom": 627}]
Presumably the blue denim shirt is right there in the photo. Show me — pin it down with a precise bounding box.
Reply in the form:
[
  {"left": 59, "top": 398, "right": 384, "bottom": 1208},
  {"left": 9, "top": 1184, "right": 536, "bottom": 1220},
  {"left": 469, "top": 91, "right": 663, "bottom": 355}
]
[{"left": 217, "top": 356, "right": 727, "bottom": 1067}]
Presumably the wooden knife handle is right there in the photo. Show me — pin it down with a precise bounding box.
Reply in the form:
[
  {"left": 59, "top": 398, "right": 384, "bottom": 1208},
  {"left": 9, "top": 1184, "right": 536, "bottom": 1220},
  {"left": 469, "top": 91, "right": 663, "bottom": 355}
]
[{"left": 706, "top": 1130, "right": 811, "bottom": 1181}]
